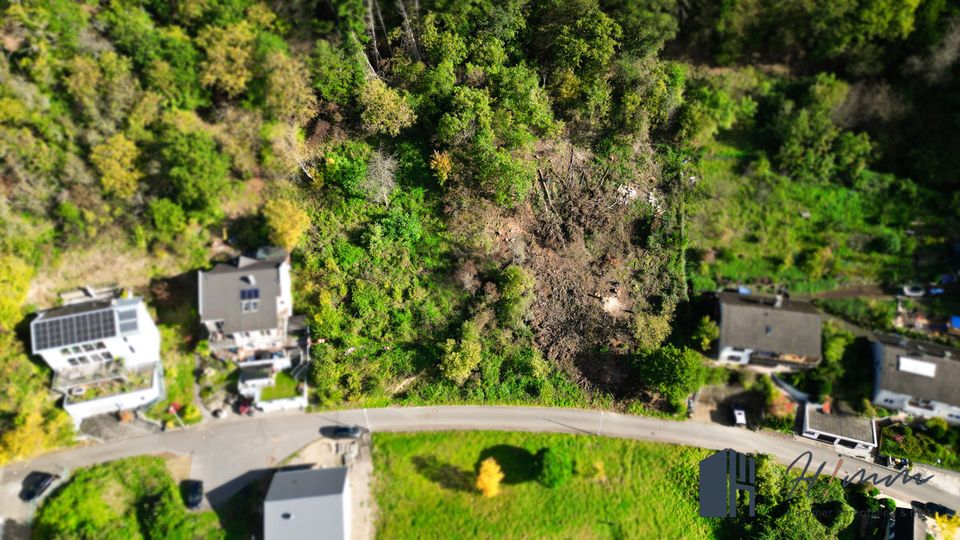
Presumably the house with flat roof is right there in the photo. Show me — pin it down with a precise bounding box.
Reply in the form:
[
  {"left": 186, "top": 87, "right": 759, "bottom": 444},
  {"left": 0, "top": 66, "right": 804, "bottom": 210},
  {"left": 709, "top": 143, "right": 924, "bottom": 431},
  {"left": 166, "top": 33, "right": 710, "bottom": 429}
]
[
  {"left": 264, "top": 467, "right": 350, "bottom": 540},
  {"left": 872, "top": 334, "right": 960, "bottom": 424},
  {"left": 30, "top": 289, "right": 163, "bottom": 426},
  {"left": 801, "top": 402, "right": 877, "bottom": 459},
  {"left": 717, "top": 292, "right": 822, "bottom": 369}
]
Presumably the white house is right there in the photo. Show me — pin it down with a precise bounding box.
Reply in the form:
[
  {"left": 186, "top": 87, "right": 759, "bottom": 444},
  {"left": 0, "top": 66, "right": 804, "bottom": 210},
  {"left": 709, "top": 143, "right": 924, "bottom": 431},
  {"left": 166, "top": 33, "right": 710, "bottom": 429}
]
[
  {"left": 264, "top": 467, "right": 351, "bottom": 540},
  {"left": 198, "top": 247, "right": 294, "bottom": 358},
  {"left": 801, "top": 402, "right": 877, "bottom": 460},
  {"left": 872, "top": 335, "right": 960, "bottom": 425},
  {"left": 30, "top": 292, "right": 163, "bottom": 426}
]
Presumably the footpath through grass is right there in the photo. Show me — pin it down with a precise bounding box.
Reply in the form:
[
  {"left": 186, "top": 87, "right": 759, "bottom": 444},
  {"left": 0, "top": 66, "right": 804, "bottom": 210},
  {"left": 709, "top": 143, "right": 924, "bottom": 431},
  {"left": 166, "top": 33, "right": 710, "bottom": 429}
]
[{"left": 372, "top": 431, "right": 719, "bottom": 539}]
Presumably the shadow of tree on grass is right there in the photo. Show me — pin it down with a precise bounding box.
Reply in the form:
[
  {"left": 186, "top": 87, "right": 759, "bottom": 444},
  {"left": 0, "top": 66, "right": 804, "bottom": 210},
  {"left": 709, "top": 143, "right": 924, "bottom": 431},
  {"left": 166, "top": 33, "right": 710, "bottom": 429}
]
[
  {"left": 476, "top": 445, "right": 539, "bottom": 485},
  {"left": 411, "top": 455, "right": 473, "bottom": 492}
]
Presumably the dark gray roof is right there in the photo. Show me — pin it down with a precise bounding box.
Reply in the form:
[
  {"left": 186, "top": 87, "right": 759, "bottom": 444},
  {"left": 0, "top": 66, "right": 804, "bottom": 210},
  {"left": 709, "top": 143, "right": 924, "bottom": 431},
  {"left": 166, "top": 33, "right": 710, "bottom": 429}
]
[
  {"left": 199, "top": 252, "right": 286, "bottom": 334},
  {"left": 264, "top": 468, "right": 348, "bottom": 540},
  {"left": 875, "top": 334, "right": 960, "bottom": 406},
  {"left": 719, "top": 293, "right": 822, "bottom": 359},
  {"left": 805, "top": 403, "right": 876, "bottom": 445}
]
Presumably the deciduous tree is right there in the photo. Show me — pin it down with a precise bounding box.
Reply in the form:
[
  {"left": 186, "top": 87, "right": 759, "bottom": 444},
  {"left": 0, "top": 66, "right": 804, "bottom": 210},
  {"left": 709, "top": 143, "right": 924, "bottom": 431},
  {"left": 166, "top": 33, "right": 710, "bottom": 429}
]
[
  {"left": 476, "top": 457, "right": 504, "bottom": 497},
  {"left": 358, "top": 78, "right": 416, "bottom": 136},
  {"left": 91, "top": 133, "right": 142, "bottom": 200},
  {"left": 263, "top": 198, "right": 310, "bottom": 251}
]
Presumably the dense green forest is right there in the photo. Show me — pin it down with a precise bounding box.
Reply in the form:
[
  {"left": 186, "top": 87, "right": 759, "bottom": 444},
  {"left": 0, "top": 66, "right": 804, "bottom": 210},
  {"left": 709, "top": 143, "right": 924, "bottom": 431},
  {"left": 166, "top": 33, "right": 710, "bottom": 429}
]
[{"left": 1, "top": 0, "right": 958, "bottom": 462}]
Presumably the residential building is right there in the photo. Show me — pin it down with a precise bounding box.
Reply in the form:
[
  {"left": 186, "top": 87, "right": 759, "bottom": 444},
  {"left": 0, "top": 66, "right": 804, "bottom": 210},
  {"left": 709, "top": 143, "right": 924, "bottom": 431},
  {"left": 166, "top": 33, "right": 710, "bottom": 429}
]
[
  {"left": 801, "top": 402, "right": 877, "bottom": 460},
  {"left": 30, "top": 289, "right": 163, "bottom": 426},
  {"left": 872, "top": 334, "right": 960, "bottom": 424},
  {"left": 717, "top": 292, "right": 822, "bottom": 369},
  {"left": 198, "top": 247, "right": 295, "bottom": 362},
  {"left": 264, "top": 467, "right": 351, "bottom": 540}
]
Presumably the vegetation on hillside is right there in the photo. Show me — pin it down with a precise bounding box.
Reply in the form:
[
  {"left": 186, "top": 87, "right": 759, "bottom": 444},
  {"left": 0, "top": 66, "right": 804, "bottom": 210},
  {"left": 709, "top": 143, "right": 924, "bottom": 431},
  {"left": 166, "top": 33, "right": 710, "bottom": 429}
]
[{"left": 2, "top": 0, "right": 959, "bottom": 463}]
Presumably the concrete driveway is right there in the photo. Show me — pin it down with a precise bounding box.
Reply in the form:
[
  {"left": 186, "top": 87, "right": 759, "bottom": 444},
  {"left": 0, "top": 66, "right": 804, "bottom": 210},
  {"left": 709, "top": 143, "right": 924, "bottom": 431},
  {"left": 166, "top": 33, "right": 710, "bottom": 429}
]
[{"left": 2, "top": 406, "right": 958, "bottom": 532}]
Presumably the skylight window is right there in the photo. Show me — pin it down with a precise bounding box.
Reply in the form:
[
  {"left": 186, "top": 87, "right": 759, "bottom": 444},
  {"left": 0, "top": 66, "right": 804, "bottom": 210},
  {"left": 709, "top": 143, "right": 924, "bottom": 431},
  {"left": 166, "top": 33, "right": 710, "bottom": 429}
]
[{"left": 898, "top": 356, "right": 936, "bottom": 378}]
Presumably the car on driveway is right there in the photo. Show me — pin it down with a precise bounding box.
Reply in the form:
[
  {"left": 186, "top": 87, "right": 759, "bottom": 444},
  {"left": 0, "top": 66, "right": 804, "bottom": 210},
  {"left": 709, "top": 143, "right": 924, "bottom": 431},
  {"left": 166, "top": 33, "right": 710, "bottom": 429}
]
[
  {"left": 902, "top": 285, "right": 925, "bottom": 297},
  {"left": 183, "top": 480, "right": 203, "bottom": 509},
  {"left": 731, "top": 403, "right": 747, "bottom": 427},
  {"left": 20, "top": 472, "right": 60, "bottom": 502}
]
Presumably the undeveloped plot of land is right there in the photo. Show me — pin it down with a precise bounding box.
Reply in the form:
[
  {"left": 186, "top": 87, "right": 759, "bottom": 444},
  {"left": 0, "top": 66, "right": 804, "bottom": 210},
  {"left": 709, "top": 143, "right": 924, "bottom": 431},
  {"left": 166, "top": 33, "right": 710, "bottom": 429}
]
[{"left": 447, "top": 141, "right": 672, "bottom": 398}]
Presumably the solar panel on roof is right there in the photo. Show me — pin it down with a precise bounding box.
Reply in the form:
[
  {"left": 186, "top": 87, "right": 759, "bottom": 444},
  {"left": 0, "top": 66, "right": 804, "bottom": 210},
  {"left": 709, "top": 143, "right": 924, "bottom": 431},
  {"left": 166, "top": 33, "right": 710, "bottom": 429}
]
[
  {"left": 33, "top": 310, "right": 117, "bottom": 351},
  {"left": 240, "top": 288, "right": 260, "bottom": 300}
]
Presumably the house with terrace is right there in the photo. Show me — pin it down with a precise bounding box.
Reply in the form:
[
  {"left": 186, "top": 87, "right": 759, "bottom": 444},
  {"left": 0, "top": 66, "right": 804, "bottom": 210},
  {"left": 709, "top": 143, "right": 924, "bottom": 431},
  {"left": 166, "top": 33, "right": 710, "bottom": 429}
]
[
  {"left": 716, "top": 292, "right": 822, "bottom": 369},
  {"left": 872, "top": 334, "right": 960, "bottom": 424},
  {"left": 199, "top": 247, "right": 308, "bottom": 407},
  {"left": 30, "top": 288, "right": 163, "bottom": 426}
]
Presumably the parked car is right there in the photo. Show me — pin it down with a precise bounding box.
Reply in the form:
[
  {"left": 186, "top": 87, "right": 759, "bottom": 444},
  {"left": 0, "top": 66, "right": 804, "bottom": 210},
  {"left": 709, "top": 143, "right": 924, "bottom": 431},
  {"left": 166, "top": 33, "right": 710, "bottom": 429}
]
[
  {"left": 902, "top": 285, "right": 925, "bottom": 297},
  {"left": 329, "top": 425, "right": 363, "bottom": 439},
  {"left": 731, "top": 403, "right": 747, "bottom": 427},
  {"left": 182, "top": 480, "right": 203, "bottom": 509},
  {"left": 20, "top": 472, "right": 60, "bottom": 502},
  {"left": 928, "top": 287, "right": 945, "bottom": 296}
]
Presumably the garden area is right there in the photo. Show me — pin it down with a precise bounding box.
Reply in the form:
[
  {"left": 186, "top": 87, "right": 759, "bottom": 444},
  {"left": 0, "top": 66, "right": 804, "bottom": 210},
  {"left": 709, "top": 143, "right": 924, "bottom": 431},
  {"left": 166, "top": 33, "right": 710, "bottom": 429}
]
[
  {"left": 260, "top": 371, "right": 301, "bottom": 401},
  {"left": 880, "top": 418, "right": 960, "bottom": 472},
  {"left": 33, "top": 455, "right": 222, "bottom": 539}
]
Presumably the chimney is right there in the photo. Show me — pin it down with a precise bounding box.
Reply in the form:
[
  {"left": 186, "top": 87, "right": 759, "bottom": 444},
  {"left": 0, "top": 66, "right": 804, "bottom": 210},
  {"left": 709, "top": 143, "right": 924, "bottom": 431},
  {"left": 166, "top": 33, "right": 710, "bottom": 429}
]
[{"left": 774, "top": 294, "right": 783, "bottom": 308}]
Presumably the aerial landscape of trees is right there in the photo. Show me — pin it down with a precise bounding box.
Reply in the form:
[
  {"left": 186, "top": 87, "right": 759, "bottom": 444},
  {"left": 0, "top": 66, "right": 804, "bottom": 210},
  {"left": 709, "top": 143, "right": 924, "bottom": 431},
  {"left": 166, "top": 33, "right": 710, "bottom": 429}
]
[{"left": 1, "top": 0, "right": 958, "bottom": 467}]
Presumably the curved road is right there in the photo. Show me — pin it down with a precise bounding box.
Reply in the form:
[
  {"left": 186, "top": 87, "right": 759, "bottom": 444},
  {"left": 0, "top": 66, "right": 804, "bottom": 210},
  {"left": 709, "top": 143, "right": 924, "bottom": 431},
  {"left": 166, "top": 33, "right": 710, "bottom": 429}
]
[{"left": 2, "top": 406, "right": 957, "bottom": 525}]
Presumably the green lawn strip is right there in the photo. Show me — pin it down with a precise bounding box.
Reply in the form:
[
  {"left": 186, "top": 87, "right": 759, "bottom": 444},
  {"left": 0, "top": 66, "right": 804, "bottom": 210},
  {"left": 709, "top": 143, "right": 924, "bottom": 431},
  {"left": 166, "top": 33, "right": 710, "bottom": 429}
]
[
  {"left": 261, "top": 371, "right": 300, "bottom": 401},
  {"left": 34, "top": 456, "right": 222, "bottom": 539},
  {"left": 371, "top": 431, "right": 718, "bottom": 540}
]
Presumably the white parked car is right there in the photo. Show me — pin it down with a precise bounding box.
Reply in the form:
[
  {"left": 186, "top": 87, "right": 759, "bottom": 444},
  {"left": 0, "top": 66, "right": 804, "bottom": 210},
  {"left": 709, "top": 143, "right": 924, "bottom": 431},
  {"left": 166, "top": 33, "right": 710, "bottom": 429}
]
[{"left": 902, "top": 285, "right": 925, "bottom": 297}]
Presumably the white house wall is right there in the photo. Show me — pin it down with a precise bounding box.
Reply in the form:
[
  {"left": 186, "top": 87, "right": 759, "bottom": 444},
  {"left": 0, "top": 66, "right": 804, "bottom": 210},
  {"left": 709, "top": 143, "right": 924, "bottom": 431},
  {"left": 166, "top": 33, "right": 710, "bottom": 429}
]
[{"left": 873, "top": 389, "right": 960, "bottom": 425}]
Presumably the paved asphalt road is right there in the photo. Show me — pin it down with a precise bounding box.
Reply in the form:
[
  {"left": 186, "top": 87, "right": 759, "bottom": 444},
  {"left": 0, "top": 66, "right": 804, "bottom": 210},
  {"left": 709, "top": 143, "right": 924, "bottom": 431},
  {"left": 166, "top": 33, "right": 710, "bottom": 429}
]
[{"left": 2, "top": 406, "right": 957, "bottom": 527}]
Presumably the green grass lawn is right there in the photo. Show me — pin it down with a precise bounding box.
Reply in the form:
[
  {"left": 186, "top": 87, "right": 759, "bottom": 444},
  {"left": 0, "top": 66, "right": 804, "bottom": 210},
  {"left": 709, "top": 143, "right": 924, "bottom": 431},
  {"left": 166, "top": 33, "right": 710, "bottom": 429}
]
[
  {"left": 261, "top": 371, "right": 300, "bottom": 401},
  {"left": 372, "top": 431, "right": 719, "bottom": 539}
]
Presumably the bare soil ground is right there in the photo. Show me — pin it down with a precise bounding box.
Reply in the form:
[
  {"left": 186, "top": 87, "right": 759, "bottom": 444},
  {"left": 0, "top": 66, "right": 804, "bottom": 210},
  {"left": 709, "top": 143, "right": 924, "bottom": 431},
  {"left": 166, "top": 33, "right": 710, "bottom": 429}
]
[{"left": 447, "top": 141, "right": 668, "bottom": 398}]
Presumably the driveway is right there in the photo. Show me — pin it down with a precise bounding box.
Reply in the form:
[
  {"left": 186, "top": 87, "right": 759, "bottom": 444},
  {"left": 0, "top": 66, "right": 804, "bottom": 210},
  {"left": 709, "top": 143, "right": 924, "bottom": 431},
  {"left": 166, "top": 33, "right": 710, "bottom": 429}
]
[{"left": 2, "top": 406, "right": 957, "bottom": 531}]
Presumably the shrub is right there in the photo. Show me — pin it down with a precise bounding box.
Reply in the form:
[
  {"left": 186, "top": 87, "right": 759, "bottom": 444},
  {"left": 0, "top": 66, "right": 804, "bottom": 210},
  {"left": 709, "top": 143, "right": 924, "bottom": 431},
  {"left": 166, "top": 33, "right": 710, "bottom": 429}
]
[{"left": 538, "top": 446, "right": 573, "bottom": 488}]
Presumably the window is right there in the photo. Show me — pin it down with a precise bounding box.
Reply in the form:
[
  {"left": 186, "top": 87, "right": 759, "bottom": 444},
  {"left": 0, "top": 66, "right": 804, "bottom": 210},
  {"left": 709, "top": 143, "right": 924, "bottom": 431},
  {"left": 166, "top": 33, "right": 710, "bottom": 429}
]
[
  {"left": 60, "top": 348, "right": 70, "bottom": 355},
  {"left": 89, "top": 354, "right": 100, "bottom": 362},
  {"left": 884, "top": 399, "right": 894, "bottom": 404},
  {"left": 67, "top": 358, "right": 79, "bottom": 366},
  {"left": 102, "top": 352, "right": 113, "bottom": 360},
  {"left": 129, "top": 346, "right": 135, "bottom": 353},
  {"left": 71, "top": 346, "right": 82, "bottom": 354},
  {"left": 77, "top": 356, "right": 89, "bottom": 364},
  {"left": 83, "top": 343, "right": 95, "bottom": 352},
  {"left": 96, "top": 342, "right": 106, "bottom": 349},
  {"left": 242, "top": 299, "right": 259, "bottom": 313}
]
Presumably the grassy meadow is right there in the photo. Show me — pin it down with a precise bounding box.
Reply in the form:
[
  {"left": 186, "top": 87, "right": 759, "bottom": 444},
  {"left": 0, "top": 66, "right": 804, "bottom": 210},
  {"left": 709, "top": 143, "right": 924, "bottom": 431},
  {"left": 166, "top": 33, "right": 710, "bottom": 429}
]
[{"left": 372, "top": 431, "right": 718, "bottom": 539}]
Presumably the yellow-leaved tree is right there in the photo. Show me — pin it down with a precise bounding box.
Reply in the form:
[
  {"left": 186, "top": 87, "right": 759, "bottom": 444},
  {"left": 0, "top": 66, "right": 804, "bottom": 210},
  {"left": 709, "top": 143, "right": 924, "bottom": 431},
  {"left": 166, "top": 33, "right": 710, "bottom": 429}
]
[
  {"left": 91, "top": 133, "right": 142, "bottom": 200},
  {"left": 264, "top": 198, "right": 311, "bottom": 251},
  {"left": 0, "top": 254, "right": 31, "bottom": 331},
  {"left": 934, "top": 512, "right": 959, "bottom": 540},
  {"left": 476, "top": 457, "right": 505, "bottom": 497}
]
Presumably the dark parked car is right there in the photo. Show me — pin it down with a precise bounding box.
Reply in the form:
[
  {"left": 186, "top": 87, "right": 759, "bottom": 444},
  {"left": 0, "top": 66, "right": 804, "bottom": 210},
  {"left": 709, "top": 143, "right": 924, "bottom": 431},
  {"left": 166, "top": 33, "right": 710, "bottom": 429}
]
[
  {"left": 183, "top": 480, "right": 203, "bottom": 509},
  {"left": 20, "top": 472, "right": 60, "bottom": 502},
  {"left": 329, "top": 425, "right": 363, "bottom": 439}
]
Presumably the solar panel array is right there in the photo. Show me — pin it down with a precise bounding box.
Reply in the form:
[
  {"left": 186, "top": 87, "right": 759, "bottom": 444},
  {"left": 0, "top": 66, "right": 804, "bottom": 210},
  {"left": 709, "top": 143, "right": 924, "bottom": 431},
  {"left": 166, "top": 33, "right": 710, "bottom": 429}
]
[
  {"left": 33, "top": 310, "right": 117, "bottom": 351},
  {"left": 240, "top": 288, "right": 260, "bottom": 300}
]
